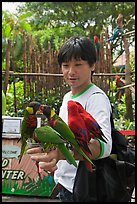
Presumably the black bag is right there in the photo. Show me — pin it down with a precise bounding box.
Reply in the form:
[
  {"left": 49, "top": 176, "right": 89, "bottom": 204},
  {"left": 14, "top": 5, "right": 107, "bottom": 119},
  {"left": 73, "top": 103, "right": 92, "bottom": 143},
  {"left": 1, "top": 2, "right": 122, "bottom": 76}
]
[{"left": 73, "top": 114, "right": 135, "bottom": 202}]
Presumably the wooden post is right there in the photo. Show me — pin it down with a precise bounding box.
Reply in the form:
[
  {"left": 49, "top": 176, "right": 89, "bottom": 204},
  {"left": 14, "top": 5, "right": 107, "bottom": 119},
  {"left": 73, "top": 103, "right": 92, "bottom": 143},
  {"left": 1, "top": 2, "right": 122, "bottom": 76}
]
[
  {"left": 116, "top": 14, "right": 134, "bottom": 121},
  {"left": 23, "top": 32, "right": 27, "bottom": 100},
  {"left": 3, "top": 39, "right": 11, "bottom": 95},
  {"left": 11, "top": 42, "right": 17, "bottom": 115}
]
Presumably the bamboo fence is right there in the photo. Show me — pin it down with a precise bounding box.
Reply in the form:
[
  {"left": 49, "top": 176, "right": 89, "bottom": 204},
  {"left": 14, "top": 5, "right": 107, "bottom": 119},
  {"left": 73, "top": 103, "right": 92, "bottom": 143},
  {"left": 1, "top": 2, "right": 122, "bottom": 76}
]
[{"left": 2, "top": 29, "right": 133, "bottom": 114}]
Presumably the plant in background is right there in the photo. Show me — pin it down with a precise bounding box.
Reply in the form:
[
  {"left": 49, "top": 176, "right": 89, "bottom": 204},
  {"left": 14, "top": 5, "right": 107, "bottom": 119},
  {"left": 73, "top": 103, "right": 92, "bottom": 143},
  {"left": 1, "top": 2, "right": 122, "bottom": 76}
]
[
  {"left": 6, "top": 80, "right": 25, "bottom": 116},
  {"left": 2, "top": 90, "right": 6, "bottom": 115}
]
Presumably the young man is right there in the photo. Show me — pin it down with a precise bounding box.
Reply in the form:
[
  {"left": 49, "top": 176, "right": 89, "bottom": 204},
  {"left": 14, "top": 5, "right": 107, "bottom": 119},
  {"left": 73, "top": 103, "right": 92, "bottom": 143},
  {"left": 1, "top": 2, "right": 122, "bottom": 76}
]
[{"left": 27, "top": 36, "right": 112, "bottom": 202}]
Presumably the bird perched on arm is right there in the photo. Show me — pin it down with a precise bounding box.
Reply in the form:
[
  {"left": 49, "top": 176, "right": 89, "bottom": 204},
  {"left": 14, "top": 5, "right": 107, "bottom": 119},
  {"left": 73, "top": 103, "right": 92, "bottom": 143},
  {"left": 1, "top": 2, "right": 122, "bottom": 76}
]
[
  {"left": 68, "top": 100, "right": 108, "bottom": 143},
  {"left": 67, "top": 100, "right": 107, "bottom": 171},
  {"left": 18, "top": 101, "right": 41, "bottom": 163},
  {"left": 39, "top": 105, "right": 94, "bottom": 171},
  {"left": 93, "top": 35, "right": 100, "bottom": 61},
  {"left": 33, "top": 125, "right": 77, "bottom": 168}
]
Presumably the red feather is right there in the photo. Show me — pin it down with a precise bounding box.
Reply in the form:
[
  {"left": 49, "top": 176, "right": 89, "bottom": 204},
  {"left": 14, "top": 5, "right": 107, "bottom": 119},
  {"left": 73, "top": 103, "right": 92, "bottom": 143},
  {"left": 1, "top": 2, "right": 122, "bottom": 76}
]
[
  {"left": 74, "top": 101, "right": 107, "bottom": 143},
  {"left": 94, "top": 35, "right": 99, "bottom": 43},
  {"left": 68, "top": 100, "right": 92, "bottom": 171},
  {"left": 26, "top": 114, "right": 37, "bottom": 128},
  {"left": 115, "top": 75, "right": 125, "bottom": 87}
]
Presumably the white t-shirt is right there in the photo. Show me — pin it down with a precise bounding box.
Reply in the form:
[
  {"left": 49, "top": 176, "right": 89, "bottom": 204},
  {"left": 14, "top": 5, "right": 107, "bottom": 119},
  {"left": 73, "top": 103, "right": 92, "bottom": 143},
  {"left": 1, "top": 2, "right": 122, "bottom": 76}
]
[{"left": 54, "top": 83, "right": 112, "bottom": 193}]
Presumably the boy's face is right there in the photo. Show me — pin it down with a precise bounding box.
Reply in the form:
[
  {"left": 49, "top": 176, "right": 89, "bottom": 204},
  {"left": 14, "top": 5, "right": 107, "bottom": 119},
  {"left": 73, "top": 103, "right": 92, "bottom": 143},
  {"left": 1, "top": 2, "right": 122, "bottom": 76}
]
[{"left": 61, "top": 59, "right": 95, "bottom": 93}]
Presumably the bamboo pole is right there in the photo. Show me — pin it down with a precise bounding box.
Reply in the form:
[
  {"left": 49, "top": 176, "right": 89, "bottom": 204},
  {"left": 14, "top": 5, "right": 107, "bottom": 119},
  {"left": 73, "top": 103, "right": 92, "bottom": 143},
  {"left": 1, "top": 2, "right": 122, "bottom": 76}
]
[
  {"left": 23, "top": 32, "right": 27, "bottom": 99},
  {"left": 3, "top": 71, "right": 133, "bottom": 77},
  {"left": 3, "top": 39, "right": 12, "bottom": 95},
  {"left": 116, "top": 13, "right": 134, "bottom": 121}
]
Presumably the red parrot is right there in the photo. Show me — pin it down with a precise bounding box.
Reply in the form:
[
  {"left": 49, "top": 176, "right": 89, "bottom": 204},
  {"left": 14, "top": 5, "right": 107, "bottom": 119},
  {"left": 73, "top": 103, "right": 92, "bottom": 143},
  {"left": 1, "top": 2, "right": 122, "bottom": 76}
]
[
  {"left": 71, "top": 101, "right": 108, "bottom": 143},
  {"left": 115, "top": 75, "right": 125, "bottom": 103},
  {"left": 93, "top": 35, "right": 100, "bottom": 61},
  {"left": 68, "top": 100, "right": 109, "bottom": 171},
  {"left": 68, "top": 100, "right": 107, "bottom": 143},
  {"left": 67, "top": 101, "right": 93, "bottom": 171}
]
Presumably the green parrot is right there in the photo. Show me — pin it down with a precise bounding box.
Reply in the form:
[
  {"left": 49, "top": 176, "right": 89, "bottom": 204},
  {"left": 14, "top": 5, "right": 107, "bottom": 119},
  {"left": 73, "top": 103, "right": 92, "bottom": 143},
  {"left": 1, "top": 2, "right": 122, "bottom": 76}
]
[
  {"left": 18, "top": 101, "right": 41, "bottom": 163},
  {"left": 39, "top": 105, "right": 94, "bottom": 169},
  {"left": 33, "top": 125, "right": 77, "bottom": 168}
]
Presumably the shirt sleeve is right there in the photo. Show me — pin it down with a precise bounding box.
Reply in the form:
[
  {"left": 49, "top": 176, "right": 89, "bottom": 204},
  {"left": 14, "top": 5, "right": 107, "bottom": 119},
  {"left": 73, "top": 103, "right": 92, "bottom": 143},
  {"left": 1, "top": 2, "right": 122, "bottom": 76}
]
[{"left": 85, "top": 93, "right": 112, "bottom": 158}]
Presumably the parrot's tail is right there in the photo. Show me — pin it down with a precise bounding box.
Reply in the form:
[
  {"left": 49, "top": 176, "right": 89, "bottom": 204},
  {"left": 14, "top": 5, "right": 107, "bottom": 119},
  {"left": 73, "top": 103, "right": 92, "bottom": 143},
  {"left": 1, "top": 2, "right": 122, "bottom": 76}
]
[
  {"left": 18, "top": 142, "right": 27, "bottom": 163},
  {"left": 59, "top": 144, "right": 77, "bottom": 168},
  {"left": 85, "top": 160, "right": 93, "bottom": 172},
  {"left": 76, "top": 146, "right": 94, "bottom": 168},
  {"left": 18, "top": 154, "right": 23, "bottom": 164}
]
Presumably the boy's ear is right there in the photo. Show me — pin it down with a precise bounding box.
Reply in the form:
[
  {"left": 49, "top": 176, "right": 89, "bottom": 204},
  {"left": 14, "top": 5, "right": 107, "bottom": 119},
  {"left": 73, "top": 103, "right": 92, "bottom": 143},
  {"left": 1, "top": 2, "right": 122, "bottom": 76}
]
[{"left": 90, "top": 64, "right": 95, "bottom": 72}]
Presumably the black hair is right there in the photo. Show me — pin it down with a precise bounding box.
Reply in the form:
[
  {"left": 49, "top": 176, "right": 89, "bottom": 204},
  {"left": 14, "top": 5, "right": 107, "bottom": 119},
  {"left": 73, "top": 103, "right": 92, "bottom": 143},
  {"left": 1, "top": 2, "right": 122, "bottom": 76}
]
[{"left": 58, "top": 36, "right": 96, "bottom": 67}]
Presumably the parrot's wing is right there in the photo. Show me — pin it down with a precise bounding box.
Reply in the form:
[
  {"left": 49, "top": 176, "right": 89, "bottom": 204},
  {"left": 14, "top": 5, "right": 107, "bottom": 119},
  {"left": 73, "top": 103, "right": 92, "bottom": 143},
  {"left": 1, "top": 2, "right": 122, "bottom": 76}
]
[
  {"left": 34, "top": 126, "right": 77, "bottom": 167},
  {"left": 118, "top": 80, "right": 125, "bottom": 87},
  {"left": 34, "top": 126, "right": 65, "bottom": 144}
]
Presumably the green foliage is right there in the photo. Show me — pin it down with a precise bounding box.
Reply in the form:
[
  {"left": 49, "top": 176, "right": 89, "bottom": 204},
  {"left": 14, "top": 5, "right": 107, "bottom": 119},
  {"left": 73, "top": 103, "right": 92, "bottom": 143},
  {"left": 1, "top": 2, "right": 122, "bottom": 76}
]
[
  {"left": 5, "top": 80, "right": 63, "bottom": 117},
  {"left": 130, "top": 52, "right": 135, "bottom": 82},
  {"left": 32, "top": 89, "right": 63, "bottom": 115},
  {"left": 32, "top": 25, "right": 86, "bottom": 51},
  {"left": 114, "top": 118, "right": 135, "bottom": 130},
  {"left": 109, "top": 80, "right": 135, "bottom": 130},
  {"left": 6, "top": 80, "right": 25, "bottom": 116},
  {"left": 19, "top": 2, "right": 135, "bottom": 34},
  {"left": 13, "top": 34, "right": 24, "bottom": 59}
]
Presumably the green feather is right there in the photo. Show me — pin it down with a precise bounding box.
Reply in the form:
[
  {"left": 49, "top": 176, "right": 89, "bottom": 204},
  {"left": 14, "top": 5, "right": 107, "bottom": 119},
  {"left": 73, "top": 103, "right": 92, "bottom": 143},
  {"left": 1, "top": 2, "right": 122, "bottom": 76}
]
[
  {"left": 18, "top": 110, "right": 30, "bottom": 163},
  {"left": 42, "top": 106, "right": 94, "bottom": 167},
  {"left": 34, "top": 126, "right": 77, "bottom": 168},
  {"left": 18, "top": 102, "right": 40, "bottom": 163},
  {"left": 51, "top": 113, "right": 94, "bottom": 166}
]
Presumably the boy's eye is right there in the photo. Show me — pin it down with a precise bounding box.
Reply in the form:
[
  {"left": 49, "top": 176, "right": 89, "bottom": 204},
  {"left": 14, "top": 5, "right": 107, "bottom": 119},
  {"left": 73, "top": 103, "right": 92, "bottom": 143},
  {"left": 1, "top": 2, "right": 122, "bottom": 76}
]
[
  {"left": 62, "top": 64, "right": 69, "bottom": 67},
  {"left": 75, "top": 63, "right": 82, "bottom": 66}
]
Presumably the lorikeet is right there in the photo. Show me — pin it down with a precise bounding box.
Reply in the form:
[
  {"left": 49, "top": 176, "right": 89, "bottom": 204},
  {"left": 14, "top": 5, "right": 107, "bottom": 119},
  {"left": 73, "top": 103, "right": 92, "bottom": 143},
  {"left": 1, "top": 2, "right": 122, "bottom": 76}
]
[
  {"left": 18, "top": 101, "right": 41, "bottom": 163},
  {"left": 67, "top": 100, "right": 107, "bottom": 171},
  {"left": 115, "top": 75, "right": 125, "bottom": 103},
  {"left": 93, "top": 35, "right": 100, "bottom": 61},
  {"left": 120, "top": 65, "right": 126, "bottom": 73},
  {"left": 67, "top": 101, "right": 92, "bottom": 171},
  {"left": 39, "top": 105, "right": 94, "bottom": 171},
  {"left": 69, "top": 100, "right": 108, "bottom": 143},
  {"left": 105, "top": 26, "right": 123, "bottom": 43},
  {"left": 33, "top": 125, "right": 77, "bottom": 168}
]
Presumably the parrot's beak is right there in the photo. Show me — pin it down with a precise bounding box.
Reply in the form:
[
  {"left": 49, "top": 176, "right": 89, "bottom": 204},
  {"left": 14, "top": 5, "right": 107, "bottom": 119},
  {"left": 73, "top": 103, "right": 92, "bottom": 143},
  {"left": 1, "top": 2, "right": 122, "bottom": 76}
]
[
  {"left": 32, "top": 133, "right": 40, "bottom": 143},
  {"left": 35, "top": 105, "right": 44, "bottom": 115},
  {"left": 38, "top": 105, "right": 44, "bottom": 113}
]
